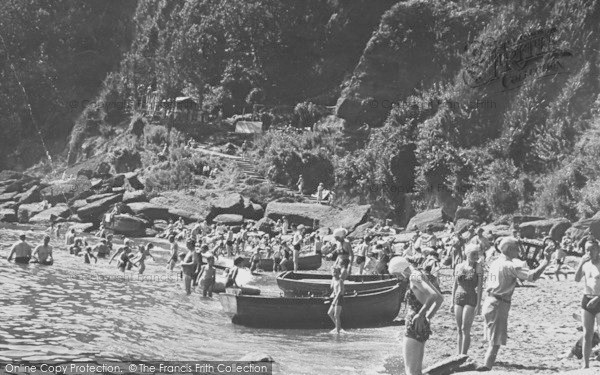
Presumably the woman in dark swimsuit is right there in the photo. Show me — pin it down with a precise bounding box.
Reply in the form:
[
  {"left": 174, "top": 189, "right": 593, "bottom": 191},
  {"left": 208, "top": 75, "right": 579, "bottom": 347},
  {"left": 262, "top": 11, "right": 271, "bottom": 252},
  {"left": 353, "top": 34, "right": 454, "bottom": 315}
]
[
  {"left": 451, "top": 244, "right": 483, "bottom": 355},
  {"left": 392, "top": 257, "right": 443, "bottom": 375}
]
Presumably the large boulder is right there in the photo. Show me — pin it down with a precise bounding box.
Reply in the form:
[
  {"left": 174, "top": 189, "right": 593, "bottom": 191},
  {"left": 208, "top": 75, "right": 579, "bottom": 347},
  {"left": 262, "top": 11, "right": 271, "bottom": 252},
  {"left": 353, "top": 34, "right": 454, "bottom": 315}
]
[
  {"left": 169, "top": 208, "right": 202, "bottom": 223},
  {"left": 243, "top": 199, "right": 264, "bottom": 221},
  {"left": 0, "top": 191, "right": 18, "bottom": 203},
  {"left": 16, "top": 185, "right": 41, "bottom": 204},
  {"left": 321, "top": 204, "right": 371, "bottom": 230},
  {"left": 123, "top": 172, "right": 144, "bottom": 190},
  {"left": 123, "top": 190, "right": 148, "bottom": 204},
  {"left": 70, "top": 199, "right": 89, "bottom": 210},
  {"left": 17, "top": 202, "right": 47, "bottom": 223},
  {"left": 255, "top": 217, "right": 276, "bottom": 235},
  {"left": 111, "top": 214, "right": 147, "bottom": 236},
  {"left": 454, "top": 206, "right": 478, "bottom": 223},
  {"left": 77, "top": 194, "right": 123, "bottom": 223},
  {"left": 127, "top": 202, "right": 170, "bottom": 221},
  {"left": 29, "top": 204, "right": 71, "bottom": 223},
  {"left": 208, "top": 193, "right": 245, "bottom": 220},
  {"left": 105, "top": 174, "right": 126, "bottom": 188},
  {"left": 549, "top": 219, "right": 572, "bottom": 242},
  {"left": 0, "top": 170, "right": 23, "bottom": 181},
  {"left": 518, "top": 218, "right": 570, "bottom": 239},
  {"left": 85, "top": 192, "right": 118, "bottom": 204},
  {"left": 348, "top": 222, "right": 375, "bottom": 239},
  {"left": 0, "top": 208, "right": 17, "bottom": 223},
  {"left": 406, "top": 208, "right": 451, "bottom": 232},
  {"left": 213, "top": 214, "right": 244, "bottom": 226},
  {"left": 41, "top": 179, "right": 92, "bottom": 204}
]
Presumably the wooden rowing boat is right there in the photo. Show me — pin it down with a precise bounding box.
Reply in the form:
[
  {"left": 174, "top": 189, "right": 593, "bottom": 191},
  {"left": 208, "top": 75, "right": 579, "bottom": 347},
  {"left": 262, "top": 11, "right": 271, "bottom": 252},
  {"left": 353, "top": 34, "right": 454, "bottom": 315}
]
[
  {"left": 218, "top": 285, "right": 403, "bottom": 329},
  {"left": 240, "top": 253, "right": 322, "bottom": 271},
  {"left": 276, "top": 271, "right": 402, "bottom": 297}
]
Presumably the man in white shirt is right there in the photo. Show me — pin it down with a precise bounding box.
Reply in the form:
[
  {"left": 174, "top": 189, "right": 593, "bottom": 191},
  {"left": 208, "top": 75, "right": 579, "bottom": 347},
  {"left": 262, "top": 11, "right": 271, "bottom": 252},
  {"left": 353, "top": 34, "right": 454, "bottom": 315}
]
[{"left": 479, "top": 237, "right": 551, "bottom": 370}]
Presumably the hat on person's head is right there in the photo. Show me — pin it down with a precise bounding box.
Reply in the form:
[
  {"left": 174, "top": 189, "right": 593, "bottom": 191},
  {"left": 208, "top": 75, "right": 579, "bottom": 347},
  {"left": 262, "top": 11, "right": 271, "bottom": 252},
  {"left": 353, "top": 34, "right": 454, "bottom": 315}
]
[{"left": 19, "top": 233, "right": 26, "bottom": 240}]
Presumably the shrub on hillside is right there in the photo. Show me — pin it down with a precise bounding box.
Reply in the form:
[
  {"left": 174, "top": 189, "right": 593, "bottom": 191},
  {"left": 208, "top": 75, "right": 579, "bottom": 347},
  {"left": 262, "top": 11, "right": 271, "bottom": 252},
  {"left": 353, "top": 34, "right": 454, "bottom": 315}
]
[
  {"left": 292, "top": 102, "right": 324, "bottom": 129},
  {"left": 110, "top": 148, "right": 142, "bottom": 173},
  {"left": 577, "top": 178, "right": 600, "bottom": 218}
]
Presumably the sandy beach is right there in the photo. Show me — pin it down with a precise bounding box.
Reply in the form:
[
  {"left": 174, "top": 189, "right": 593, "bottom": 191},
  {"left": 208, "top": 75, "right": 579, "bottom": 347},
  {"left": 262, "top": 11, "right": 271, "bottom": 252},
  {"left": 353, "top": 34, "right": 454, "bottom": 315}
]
[{"left": 383, "top": 258, "right": 600, "bottom": 374}]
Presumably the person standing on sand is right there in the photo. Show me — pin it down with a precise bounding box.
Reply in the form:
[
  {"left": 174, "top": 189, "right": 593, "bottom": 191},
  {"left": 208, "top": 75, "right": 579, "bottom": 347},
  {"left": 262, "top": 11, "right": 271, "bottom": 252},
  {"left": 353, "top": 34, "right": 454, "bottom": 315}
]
[
  {"left": 7, "top": 234, "right": 32, "bottom": 264},
  {"left": 328, "top": 258, "right": 349, "bottom": 334},
  {"left": 574, "top": 240, "right": 600, "bottom": 369},
  {"left": 450, "top": 244, "right": 483, "bottom": 355},
  {"left": 477, "top": 237, "right": 552, "bottom": 371},
  {"left": 32, "top": 235, "right": 54, "bottom": 265},
  {"left": 390, "top": 257, "right": 443, "bottom": 375}
]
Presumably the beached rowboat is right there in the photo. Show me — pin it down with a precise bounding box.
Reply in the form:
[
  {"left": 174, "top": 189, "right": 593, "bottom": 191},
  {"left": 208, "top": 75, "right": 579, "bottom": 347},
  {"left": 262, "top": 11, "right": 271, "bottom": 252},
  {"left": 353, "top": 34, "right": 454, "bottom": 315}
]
[
  {"left": 218, "top": 285, "right": 403, "bottom": 329},
  {"left": 276, "top": 271, "right": 402, "bottom": 297}
]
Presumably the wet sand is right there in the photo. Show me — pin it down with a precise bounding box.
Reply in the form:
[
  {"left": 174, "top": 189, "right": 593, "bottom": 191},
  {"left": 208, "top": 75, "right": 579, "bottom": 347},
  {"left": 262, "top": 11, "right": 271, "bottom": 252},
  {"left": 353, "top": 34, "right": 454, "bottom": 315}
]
[{"left": 382, "top": 259, "right": 600, "bottom": 374}]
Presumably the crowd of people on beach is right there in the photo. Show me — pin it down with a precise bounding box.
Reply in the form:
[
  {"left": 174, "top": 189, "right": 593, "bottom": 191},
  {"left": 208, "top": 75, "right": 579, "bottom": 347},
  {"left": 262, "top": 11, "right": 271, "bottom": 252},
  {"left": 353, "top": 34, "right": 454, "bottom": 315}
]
[{"left": 5, "top": 213, "right": 600, "bottom": 373}]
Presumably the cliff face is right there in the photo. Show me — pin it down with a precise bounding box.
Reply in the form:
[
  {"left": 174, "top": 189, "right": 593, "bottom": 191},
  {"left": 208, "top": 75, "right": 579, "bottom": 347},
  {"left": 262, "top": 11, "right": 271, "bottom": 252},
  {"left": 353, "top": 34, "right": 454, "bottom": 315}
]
[{"left": 335, "top": 0, "right": 492, "bottom": 128}]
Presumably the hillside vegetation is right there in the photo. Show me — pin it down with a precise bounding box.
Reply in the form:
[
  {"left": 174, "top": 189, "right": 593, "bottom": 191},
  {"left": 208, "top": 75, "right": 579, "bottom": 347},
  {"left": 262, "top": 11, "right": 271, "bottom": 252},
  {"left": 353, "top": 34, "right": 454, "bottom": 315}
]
[{"left": 2, "top": 0, "right": 600, "bottom": 226}]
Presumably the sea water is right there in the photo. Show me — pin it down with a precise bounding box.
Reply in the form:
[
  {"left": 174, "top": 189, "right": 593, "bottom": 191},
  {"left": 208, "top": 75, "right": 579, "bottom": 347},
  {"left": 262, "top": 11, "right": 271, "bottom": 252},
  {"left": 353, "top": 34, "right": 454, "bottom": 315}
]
[{"left": 0, "top": 226, "right": 402, "bottom": 375}]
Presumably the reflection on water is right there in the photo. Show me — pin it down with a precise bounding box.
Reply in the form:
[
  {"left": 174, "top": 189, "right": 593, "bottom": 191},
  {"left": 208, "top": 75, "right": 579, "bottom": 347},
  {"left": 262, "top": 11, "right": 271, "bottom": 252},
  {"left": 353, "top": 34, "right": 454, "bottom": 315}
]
[{"left": 0, "top": 227, "right": 398, "bottom": 374}]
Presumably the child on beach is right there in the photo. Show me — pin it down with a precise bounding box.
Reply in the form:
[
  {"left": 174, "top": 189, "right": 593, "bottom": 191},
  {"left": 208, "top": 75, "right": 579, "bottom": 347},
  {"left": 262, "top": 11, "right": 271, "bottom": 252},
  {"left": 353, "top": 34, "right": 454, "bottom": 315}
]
[
  {"left": 552, "top": 243, "right": 567, "bottom": 281},
  {"left": 83, "top": 247, "right": 98, "bottom": 264},
  {"left": 196, "top": 254, "right": 217, "bottom": 297},
  {"left": 249, "top": 248, "right": 262, "bottom": 273},
  {"left": 134, "top": 243, "right": 155, "bottom": 274},
  {"left": 166, "top": 235, "right": 179, "bottom": 271},
  {"left": 69, "top": 238, "right": 83, "bottom": 256},
  {"left": 327, "top": 258, "right": 349, "bottom": 334}
]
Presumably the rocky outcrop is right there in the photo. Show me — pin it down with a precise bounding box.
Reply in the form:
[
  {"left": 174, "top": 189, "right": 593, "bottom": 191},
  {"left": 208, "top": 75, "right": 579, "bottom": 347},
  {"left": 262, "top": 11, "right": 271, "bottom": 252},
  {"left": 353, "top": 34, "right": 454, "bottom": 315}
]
[
  {"left": 454, "top": 206, "right": 478, "bottom": 223},
  {"left": 518, "top": 218, "right": 571, "bottom": 239},
  {"left": 335, "top": 1, "right": 487, "bottom": 128},
  {"left": 17, "top": 202, "right": 47, "bottom": 223},
  {"left": 0, "top": 208, "right": 17, "bottom": 222},
  {"left": 127, "top": 202, "right": 170, "bottom": 221},
  {"left": 513, "top": 215, "right": 545, "bottom": 226},
  {"left": 15, "top": 185, "right": 41, "bottom": 204},
  {"left": 455, "top": 218, "right": 475, "bottom": 234},
  {"left": 348, "top": 222, "right": 374, "bottom": 239},
  {"left": 111, "top": 214, "right": 147, "bottom": 236},
  {"left": 123, "top": 190, "right": 148, "bottom": 204},
  {"left": 208, "top": 193, "right": 245, "bottom": 221},
  {"left": 255, "top": 217, "right": 276, "bottom": 235},
  {"left": 406, "top": 208, "right": 451, "bottom": 232},
  {"left": 0, "top": 192, "right": 18, "bottom": 203},
  {"left": 77, "top": 194, "right": 123, "bottom": 223},
  {"left": 29, "top": 204, "right": 71, "bottom": 223},
  {"left": 123, "top": 172, "right": 144, "bottom": 190}
]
